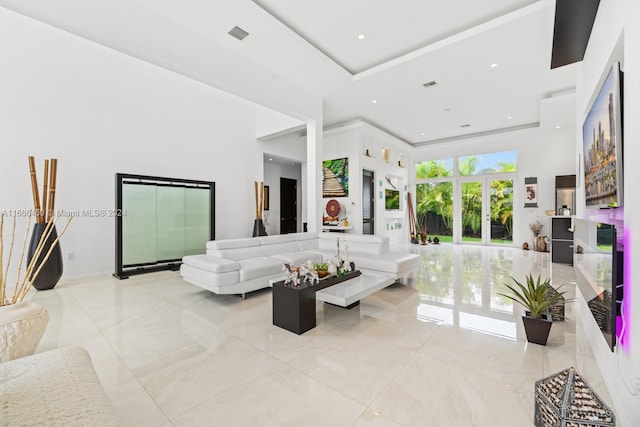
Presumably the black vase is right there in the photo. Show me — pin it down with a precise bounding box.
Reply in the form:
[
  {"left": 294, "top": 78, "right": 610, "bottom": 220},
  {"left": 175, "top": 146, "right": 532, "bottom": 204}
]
[
  {"left": 26, "top": 223, "right": 63, "bottom": 290},
  {"left": 252, "top": 219, "right": 267, "bottom": 237}
]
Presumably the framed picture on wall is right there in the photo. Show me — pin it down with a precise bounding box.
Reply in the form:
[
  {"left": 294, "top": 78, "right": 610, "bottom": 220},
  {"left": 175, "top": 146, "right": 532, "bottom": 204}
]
[
  {"left": 322, "top": 157, "right": 349, "bottom": 197},
  {"left": 524, "top": 177, "right": 538, "bottom": 207}
]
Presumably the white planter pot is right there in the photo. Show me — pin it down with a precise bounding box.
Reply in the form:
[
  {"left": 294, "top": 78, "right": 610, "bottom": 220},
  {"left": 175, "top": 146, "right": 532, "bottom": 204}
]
[{"left": 0, "top": 301, "right": 49, "bottom": 362}]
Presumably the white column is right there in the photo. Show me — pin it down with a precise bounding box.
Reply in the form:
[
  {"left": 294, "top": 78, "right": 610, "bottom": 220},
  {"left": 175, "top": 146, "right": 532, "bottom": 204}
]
[{"left": 306, "top": 116, "right": 323, "bottom": 232}]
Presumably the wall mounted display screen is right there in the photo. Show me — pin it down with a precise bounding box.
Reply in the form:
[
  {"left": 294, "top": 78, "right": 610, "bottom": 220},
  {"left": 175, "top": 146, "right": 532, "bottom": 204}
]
[
  {"left": 582, "top": 61, "right": 623, "bottom": 208},
  {"left": 115, "top": 173, "right": 215, "bottom": 279},
  {"left": 573, "top": 218, "right": 623, "bottom": 351}
]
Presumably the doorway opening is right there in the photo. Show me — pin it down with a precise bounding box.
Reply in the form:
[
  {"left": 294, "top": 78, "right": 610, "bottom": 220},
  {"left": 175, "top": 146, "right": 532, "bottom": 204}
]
[{"left": 363, "top": 169, "right": 375, "bottom": 235}]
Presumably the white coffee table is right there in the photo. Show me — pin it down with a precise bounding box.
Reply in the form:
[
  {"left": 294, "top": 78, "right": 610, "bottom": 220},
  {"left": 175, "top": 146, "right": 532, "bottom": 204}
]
[{"left": 315, "top": 271, "right": 396, "bottom": 308}]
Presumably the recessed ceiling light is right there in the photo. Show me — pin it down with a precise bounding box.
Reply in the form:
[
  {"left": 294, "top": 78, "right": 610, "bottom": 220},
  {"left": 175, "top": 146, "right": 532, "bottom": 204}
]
[
  {"left": 358, "top": 34, "right": 365, "bottom": 40},
  {"left": 372, "top": 100, "right": 377, "bottom": 104},
  {"left": 507, "top": 116, "right": 513, "bottom": 119},
  {"left": 555, "top": 125, "right": 561, "bottom": 129},
  {"left": 268, "top": 158, "right": 273, "bottom": 161},
  {"left": 420, "top": 132, "right": 425, "bottom": 136},
  {"left": 460, "top": 124, "right": 471, "bottom": 128},
  {"left": 490, "top": 63, "right": 498, "bottom": 68}
]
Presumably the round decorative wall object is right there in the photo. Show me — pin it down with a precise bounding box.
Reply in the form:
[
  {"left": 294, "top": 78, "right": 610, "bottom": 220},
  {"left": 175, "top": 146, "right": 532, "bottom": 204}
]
[{"left": 326, "top": 199, "right": 341, "bottom": 217}]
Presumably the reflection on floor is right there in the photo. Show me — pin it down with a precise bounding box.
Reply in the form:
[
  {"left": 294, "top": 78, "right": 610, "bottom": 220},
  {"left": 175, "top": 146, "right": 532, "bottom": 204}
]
[{"left": 31, "top": 244, "right": 613, "bottom": 426}]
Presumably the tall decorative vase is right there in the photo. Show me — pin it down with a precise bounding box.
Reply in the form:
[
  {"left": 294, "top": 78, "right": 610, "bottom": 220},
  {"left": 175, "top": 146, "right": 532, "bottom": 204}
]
[
  {"left": 252, "top": 219, "right": 267, "bottom": 237},
  {"left": 26, "top": 223, "right": 63, "bottom": 291},
  {"left": 0, "top": 301, "right": 49, "bottom": 362}
]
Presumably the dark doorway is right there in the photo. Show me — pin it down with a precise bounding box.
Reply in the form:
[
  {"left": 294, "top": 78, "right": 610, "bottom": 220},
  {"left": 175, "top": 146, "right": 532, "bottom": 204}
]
[
  {"left": 280, "top": 177, "right": 297, "bottom": 234},
  {"left": 363, "top": 169, "right": 375, "bottom": 235}
]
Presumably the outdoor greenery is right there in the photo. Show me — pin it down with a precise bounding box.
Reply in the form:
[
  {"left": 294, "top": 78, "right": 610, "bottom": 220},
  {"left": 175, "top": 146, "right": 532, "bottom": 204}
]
[{"left": 415, "top": 156, "right": 514, "bottom": 241}]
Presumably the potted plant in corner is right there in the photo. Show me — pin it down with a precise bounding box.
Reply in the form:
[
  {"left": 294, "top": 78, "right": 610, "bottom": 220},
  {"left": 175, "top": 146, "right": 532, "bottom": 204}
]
[{"left": 498, "top": 274, "right": 570, "bottom": 346}]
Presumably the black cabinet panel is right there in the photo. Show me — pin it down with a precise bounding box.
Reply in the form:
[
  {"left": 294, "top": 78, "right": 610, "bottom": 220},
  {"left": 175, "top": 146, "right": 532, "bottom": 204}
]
[
  {"left": 552, "top": 240, "right": 574, "bottom": 265},
  {"left": 552, "top": 217, "right": 573, "bottom": 240}
]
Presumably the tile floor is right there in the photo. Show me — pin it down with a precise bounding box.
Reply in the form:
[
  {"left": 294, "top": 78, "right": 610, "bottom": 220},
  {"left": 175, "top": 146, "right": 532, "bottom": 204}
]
[{"left": 30, "top": 244, "right": 614, "bottom": 426}]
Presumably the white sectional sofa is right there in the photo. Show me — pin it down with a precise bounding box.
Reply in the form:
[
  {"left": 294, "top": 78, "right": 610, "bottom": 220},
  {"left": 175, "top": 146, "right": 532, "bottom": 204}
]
[{"left": 180, "top": 232, "right": 419, "bottom": 297}]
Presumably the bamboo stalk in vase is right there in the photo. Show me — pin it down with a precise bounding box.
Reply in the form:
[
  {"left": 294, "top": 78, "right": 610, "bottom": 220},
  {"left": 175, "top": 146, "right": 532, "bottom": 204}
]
[
  {"left": 16, "top": 218, "right": 56, "bottom": 302},
  {"left": 259, "top": 182, "right": 264, "bottom": 220},
  {"left": 17, "top": 216, "right": 72, "bottom": 303},
  {"left": 12, "top": 214, "right": 33, "bottom": 300},
  {"left": 254, "top": 181, "right": 259, "bottom": 220},
  {"left": 42, "top": 159, "right": 49, "bottom": 222},
  {"left": 47, "top": 159, "right": 58, "bottom": 222},
  {"left": 13, "top": 216, "right": 56, "bottom": 304},
  {"left": 28, "top": 156, "right": 43, "bottom": 223}
]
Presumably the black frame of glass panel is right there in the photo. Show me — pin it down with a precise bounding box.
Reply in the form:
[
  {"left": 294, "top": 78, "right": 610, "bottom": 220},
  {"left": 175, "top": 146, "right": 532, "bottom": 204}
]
[{"left": 114, "top": 173, "right": 215, "bottom": 279}]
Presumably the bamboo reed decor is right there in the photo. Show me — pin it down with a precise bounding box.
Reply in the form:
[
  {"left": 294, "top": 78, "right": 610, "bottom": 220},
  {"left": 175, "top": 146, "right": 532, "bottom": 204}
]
[
  {"left": 28, "top": 156, "right": 58, "bottom": 222},
  {"left": 0, "top": 214, "right": 72, "bottom": 306},
  {"left": 254, "top": 180, "right": 265, "bottom": 220}
]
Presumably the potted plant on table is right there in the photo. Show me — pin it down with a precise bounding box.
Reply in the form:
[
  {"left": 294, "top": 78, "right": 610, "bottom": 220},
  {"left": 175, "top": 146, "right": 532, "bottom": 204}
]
[{"left": 498, "top": 274, "right": 570, "bottom": 346}]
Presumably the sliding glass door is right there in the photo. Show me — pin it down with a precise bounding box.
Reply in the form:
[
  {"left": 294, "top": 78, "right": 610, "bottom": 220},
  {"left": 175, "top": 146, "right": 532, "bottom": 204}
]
[{"left": 459, "top": 178, "right": 513, "bottom": 245}]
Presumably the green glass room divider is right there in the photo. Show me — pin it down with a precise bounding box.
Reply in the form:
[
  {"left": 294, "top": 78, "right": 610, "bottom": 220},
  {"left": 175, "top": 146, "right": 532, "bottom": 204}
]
[{"left": 114, "top": 173, "right": 215, "bottom": 279}]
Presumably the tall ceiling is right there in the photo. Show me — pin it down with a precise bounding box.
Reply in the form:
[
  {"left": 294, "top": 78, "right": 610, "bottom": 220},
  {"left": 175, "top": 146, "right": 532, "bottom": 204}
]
[{"left": 0, "top": 0, "right": 576, "bottom": 145}]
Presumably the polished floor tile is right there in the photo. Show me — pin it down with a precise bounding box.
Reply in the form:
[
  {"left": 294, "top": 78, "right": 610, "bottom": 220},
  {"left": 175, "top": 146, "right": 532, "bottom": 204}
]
[{"left": 29, "top": 244, "right": 613, "bottom": 426}]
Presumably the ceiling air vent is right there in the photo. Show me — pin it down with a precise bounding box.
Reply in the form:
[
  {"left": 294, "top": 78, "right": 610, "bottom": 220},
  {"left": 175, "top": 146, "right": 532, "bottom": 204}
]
[
  {"left": 422, "top": 81, "right": 437, "bottom": 88},
  {"left": 228, "top": 26, "right": 249, "bottom": 41}
]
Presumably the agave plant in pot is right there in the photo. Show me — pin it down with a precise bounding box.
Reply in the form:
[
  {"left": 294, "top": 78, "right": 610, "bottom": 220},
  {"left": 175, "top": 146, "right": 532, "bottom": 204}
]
[{"left": 498, "top": 274, "right": 570, "bottom": 346}]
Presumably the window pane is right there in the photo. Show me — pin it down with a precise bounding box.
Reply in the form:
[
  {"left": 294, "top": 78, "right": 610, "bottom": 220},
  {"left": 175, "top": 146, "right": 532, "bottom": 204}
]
[
  {"left": 415, "top": 158, "right": 453, "bottom": 179},
  {"left": 461, "top": 181, "right": 482, "bottom": 242},
  {"left": 490, "top": 179, "right": 514, "bottom": 244},
  {"left": 459, "top": 151, "right": 516, "bottom": 176},
  {"left": 416, "top": 182, "right": 453, "bottom": 241},
  {"left": 122, "top": 184, "right": 157, "bottom": 266}
]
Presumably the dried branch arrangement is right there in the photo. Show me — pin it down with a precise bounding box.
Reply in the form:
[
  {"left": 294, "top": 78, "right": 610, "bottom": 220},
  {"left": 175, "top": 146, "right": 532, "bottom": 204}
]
[
  {"left": 0, "top": 214, "right": 72, "bottom": 306},
  {"left": 0, "top": 156, "right": 72, "bottom": 306},
  {"left": 28, "top": 156, "right": 58, "bottom": 223}
]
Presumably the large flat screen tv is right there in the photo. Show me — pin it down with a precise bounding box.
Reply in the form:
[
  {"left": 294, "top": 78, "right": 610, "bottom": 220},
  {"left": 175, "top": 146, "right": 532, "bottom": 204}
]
[
  {"left": 573, "top": 218, "right": 623, "bottom": 351},
  {"left": 582, "top": 62, "right": 623, "bottom": 208}
]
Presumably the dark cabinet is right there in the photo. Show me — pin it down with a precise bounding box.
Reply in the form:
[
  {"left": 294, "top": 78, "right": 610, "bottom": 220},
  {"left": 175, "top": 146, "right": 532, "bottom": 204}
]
[{"left": 551, "top": 217, "right": 573, "bottom": 264}]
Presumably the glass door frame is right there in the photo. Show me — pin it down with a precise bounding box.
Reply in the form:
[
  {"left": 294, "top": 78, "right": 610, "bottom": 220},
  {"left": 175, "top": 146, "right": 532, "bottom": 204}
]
[{"left": 454, "top": 173, "right": 516, "bottom": 246}]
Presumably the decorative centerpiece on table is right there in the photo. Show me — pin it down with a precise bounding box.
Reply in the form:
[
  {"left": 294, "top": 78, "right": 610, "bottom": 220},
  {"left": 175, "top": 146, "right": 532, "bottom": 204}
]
[
  {"left": 314, "top": 263, "right": 329, "bottom": 278},
  {"left": 282, "top": 261, "right": 319, "bottom": 287}
]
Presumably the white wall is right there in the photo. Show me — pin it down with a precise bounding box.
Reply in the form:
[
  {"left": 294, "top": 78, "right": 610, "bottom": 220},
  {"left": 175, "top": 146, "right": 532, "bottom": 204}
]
[
  {"left": 411, "top": 127, "right": 576, "bottom": 247},
  {"left": 263, "top": 162, "right": 302, "bottom": 235},
  {"left": 0, "top": 8, "right": 271, "bottom": 277},
  {"left": 574, "top": 1, "right": 640, "bottom": 425}
]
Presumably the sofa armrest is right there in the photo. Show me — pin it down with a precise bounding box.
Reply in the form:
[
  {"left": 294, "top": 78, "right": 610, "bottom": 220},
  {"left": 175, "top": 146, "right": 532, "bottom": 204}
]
[{"left": 182, "top": 254, "right": 241, "bottom": 273}]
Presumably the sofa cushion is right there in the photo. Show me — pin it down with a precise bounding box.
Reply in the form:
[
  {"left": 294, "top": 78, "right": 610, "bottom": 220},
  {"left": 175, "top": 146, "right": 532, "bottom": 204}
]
[
  {"left": 291, "top": 232, "right": 319, "bottom": 241},
  {"left": 182, "top": 254, "right": 240, "bottom": 273},
  {"left": 318, "top": 233, "right": 389, "bottom": 255},
  {"left": 257, "top": 235, "right": 295, "bottom": 245},
  {"left": 261, "top": 242, "right": 300, "bottom": 255},
  {"left": 271, "top": 251, "right": 323, "bottom": 266},
  {"left": 181, "top": 264, "right": 241, "bottom": 288},
  {"left": 207, "top": 238, "right": 260, "bottom": 250},
  {"left": 238, "top": 257, "right": 284, "bottom": 281},
  {"left": 207, "top": 245, "right": 266, "bottom": 261}
]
